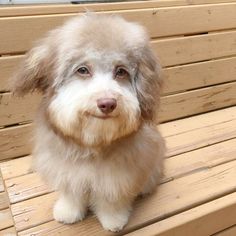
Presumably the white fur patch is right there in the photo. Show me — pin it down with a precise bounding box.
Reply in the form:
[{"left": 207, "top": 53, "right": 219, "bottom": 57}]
[{"left": 49, "top": 71, "right": 141, "bottom": 146}]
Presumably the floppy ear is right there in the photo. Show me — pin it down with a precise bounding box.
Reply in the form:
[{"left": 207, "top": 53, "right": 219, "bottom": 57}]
[
  {"left": 135, "top": 46, "right": 163, "bottom": 122},
  {"left": 11, "top": 37, "right": 56, "bottom": 96}
]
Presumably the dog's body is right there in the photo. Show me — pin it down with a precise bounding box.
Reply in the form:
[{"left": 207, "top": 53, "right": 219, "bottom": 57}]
[{"left": 12, "top": 14, "right": 165, "bottom": 232}]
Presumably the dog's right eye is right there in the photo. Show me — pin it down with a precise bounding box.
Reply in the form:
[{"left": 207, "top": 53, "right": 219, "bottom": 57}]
[{"left": 77, "top": 67, "right": 90, "bottom": 76}]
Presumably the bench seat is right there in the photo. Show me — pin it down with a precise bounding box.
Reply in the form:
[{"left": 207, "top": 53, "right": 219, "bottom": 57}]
[
  {"left": 0, "top": 0, "right": 236, "bottom": 235},
  {"left": 1, "top": 106, "right": 236, "bottom": 235}
]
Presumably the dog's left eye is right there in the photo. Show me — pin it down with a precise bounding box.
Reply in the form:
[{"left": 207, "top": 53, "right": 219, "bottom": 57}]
[
  {"left": 77, "top": 67, "right": 90, "bottom": 76},
  {"left": 115, "top": 67, "right": 129, "bottom": 79}
]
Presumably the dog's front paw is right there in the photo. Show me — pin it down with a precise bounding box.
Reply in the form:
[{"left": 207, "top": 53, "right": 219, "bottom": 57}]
[
  {"left": 53, "top": 196, "right": 86, "bottom": 224},
  {"left": 98, "top": 209, "right": 130, "bottom": 232}
]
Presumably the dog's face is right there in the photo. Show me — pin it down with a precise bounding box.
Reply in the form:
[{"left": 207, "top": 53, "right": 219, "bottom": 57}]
[{"left": 12, "top": 14, "right": 162, "bottom": 147}]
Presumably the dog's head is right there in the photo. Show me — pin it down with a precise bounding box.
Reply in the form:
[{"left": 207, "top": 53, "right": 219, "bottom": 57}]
[{"left": 12, "top": 14, "right": 162, "bottom": 147}]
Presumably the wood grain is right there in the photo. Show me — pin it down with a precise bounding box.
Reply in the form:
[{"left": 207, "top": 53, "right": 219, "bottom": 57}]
[
  {"left": 6, "top": 104, "right": 234, "bottom": 180},
  {"left": 165, "top": 118, "right": 236, "bottom": 157},
  {"left": 1, "top": 80, "right": 236, "bottom": 128},
  {"left": 214, "top": 225, "right": 236, "bottom": 236},
  {"left": 2, "top": 54, "right": 236, "bottom": 95},
  {"left": 2, "top": 0, "right": 236, "bottom": 17},
  {"left": 163, "top": 56, "right": 236, "bottom": 95},
  {"left": 0, "top": 124, "right": 33, "bottom": 160},
  {"left": 160, "top": 106, "right": 236, "bottom": 137},
  {"left": 0, "top": 93, "right": 41, "bottom": 127},
  {"left": 0, "top": 193, "right": 8, "bottom": 211},
  {"left": 1, "top": 30, "right": 235, "bottom": 95},
  {"left": 1, "top": 106, "right": 236, "bottom": 161},
  {"left": 3, "top": 138, "right": 236, "bottom": 204},
  {"left": 0, "top": 55, "right": 22, "bottom": 92},
  {"left": 160, "top": 82, "right": 236, "bottom": 122},
  {"left": 154, "top": 30, "right": 236, "bottom": 67},
  {"left": 1, "top": 4, "right": 236, "bottom": 54},
  {"left": 5, "top": 173, "right": 51, "bottom": 204},
  {"left": 0, "top": 227, "right": 17, "bottom": 236},
  {"left": 0, "top": 155, "right": 32, "bottom": 180},
  {"left": 126, "top": 192, "right": 236, "bottom": 236},
  {"left": 12, "top": 160, "right": 236, "bottom": 233},
  {"left": 164, "top": 138, "right": 236, "bottom": 180},
  {"left": 11, "top": 192, "right": 58, "bottom": 232},
  {"left": 0, "top": 209, "right": 14, "bottom": 231},
  {"left": 0, "top": 178, "right": 3, "bottom": 193}
]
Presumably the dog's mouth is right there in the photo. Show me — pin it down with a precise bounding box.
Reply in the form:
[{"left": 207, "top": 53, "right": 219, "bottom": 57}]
[{"left": 90, "top": 114, "right": 117, "bottom": 120}]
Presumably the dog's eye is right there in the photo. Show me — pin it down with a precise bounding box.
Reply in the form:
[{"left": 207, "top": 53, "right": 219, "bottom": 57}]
[
  {"left": 115, "top": 67, "right": 129, "bottom": 79},
  {"left": 77, "top": 67, "right": 90, "bottom": 76}
]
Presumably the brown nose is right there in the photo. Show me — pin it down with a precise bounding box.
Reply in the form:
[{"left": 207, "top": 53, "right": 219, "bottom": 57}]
[{"left": 97, "top": 98, "right": 117, "bottom": 114}]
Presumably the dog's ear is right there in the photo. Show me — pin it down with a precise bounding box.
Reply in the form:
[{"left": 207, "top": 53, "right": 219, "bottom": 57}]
[
  {"left": 135, "top": 46, "right": 162, "bottom": 122},
  {"left": 11, "top": 36, "right": 56, "bottom": 96}
]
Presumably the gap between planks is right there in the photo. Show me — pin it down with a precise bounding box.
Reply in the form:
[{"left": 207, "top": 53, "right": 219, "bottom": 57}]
[
  {"left": 11, "top": 159, "right": 236, "bottom": 234},
  {"left": 126, "top": 192, "right": 236, "bottom": 236},
  {"left": 2, "top": 105, "right": 236, "bottom": 178},
  {"left": 2, "top": 0, "right": 236, "bottom": 17},
  {"left": 1, "top": 107, "right": 236, "bottom": 234},
  {"left": 1, "top": 105, "right": 236, "bottom": 163},
  {"left": 2, "top": 137, "right": 236, "bottom": 205},
  {"left": 1, "top": 10, "right": 236, "bottom": 55},
  {"left": 0, "top": 170, "right": 16, "bottom": 234},
  {"left": 1, "top": 81, "right": 236, "bottom": 131},
  {"left": 213, "top": 224, "right": 236, "bottom": 236}
]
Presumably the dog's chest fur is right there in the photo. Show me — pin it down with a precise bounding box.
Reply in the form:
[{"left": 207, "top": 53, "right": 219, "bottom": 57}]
[{"left": 34, "top": 133, "right": 149, "bottom": 201}]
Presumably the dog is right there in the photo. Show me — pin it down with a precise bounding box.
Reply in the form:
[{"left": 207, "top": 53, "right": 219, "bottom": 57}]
[{"left": 12, "top": 13, "right": 165, "bottom": 232}]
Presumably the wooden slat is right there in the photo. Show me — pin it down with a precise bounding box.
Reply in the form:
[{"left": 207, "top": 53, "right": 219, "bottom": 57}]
[
  {"left": 3, "top": 138, "right": 236, "bottom": 204},
  {"left": 0, "top": 124, "right": 33, "bottom": 160},
  {"left": 164, "top": 138, "right": 236, "bottom": 180},
  {"left": 126, "top": 192, "right": 236, "bottom": 236},
  {"left": 11, "top": 160, "right": 236, "bottom": 233},
  {"left": 2, "top": 54, "right": 236, "bottom": 96},
  {"left": 0, "top": 173, "right": 15, "bottom": 234},
  {"left": 0, "top": 209, "right": 14, "bottom": 231},
  {"left": 0, "top": 227, "right": 17, "bottom": 236},
  {"left": 2, "top": 1, "right": 236, "bottom": 17},
  {"left": 0, "top": 178, "right": 3, "bottom": 193},
  {"left": 0, "top": 55, "right": 22, "bottom": 92},
  {"left": 1, "top": 106, "right": 236, "bottom": 161},
  {"left": 1, "top": 80, "right": 236, "bottom": 128},
  {"left": 155, "top": 30, "right": 236, "bottom": 67},
  {"left": 160, "top": 82, "right": 236, "bottom": 122},
  {"left": 0, "top": 107, "right": 235, "bottom": 166},
  {"left": 5, "top": 173, "right": 51, "bottom": 204},
  {"left": 1, "top": 30, "right": 235, "bottom": 94},
  {"left": 0, "top": 155, "right": 32, "bottom": 180},
  {"left": 160, "top": 106, "right": 236, "bottom": 137},
  {"left": 166, "top": 118, "right": 236, "bottom": 157},
  {"left": 214, "top": 225, "right": 236, "bottom": 236},
  {"left": 163, "top": 56, "right": 236, "bottom": 95},
  {"left": 0, "top": 93, "right": 41, "bottom": 127},
  {"left": 1, "top": 4, "right": 236, "bottom": 54},
  {"left": 11, "top": 192, "right": 58, "bottom": 232},
  {"left": 0, "top": 193, "right": 8, "bottom": 211}
]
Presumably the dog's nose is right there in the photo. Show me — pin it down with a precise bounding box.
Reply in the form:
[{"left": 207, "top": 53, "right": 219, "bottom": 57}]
[{"left": 97, "top": 98, "right": 117, "bottom": 114}]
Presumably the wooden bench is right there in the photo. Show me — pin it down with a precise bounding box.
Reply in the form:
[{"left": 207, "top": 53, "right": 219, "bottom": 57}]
[{"left": 0, "top": 1, "right": 236, "bottom": 235}]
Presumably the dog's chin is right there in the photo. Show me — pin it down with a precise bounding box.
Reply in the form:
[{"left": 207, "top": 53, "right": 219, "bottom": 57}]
[
  {"left": 78, "top": 113, "right": 141, "bottom": 147},
  {"left": 89, "top": 113, "right": 118, "bottom": 120},
  {"left": 49, "top": 111, "right": 141, "bottom": 148}
]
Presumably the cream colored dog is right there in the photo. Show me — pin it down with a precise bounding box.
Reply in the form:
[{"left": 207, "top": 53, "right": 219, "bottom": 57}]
[{"left": 12, "top": 14, "right": 165, "bottom": 232}]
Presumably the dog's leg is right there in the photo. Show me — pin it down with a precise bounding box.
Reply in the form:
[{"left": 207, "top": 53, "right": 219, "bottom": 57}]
[
  {"left": 140, "top": 172, "right": 160, "bottom": 196},
  {"left": 140, "top": 165, "right": 163, "bottom": 196},
  {"left": 53, "top": 192, "right": 88, "bottom": 224},
  {"left": 94, "top": 197, "right": 132, "bottom": 232}
]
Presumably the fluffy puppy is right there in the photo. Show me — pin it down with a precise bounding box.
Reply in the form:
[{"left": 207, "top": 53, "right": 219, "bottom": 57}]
[{"left": 12, "top": 14, "right": 165, "bottom": 232}]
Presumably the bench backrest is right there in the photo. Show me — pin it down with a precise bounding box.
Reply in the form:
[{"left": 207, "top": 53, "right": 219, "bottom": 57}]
[{"left": 0, "top": 0, "right": 236, "bottom": 161}]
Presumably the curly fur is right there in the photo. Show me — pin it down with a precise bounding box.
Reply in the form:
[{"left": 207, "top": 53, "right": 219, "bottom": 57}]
[{"left": 12, "top": 14, "right": 165, "bottom": 232}]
